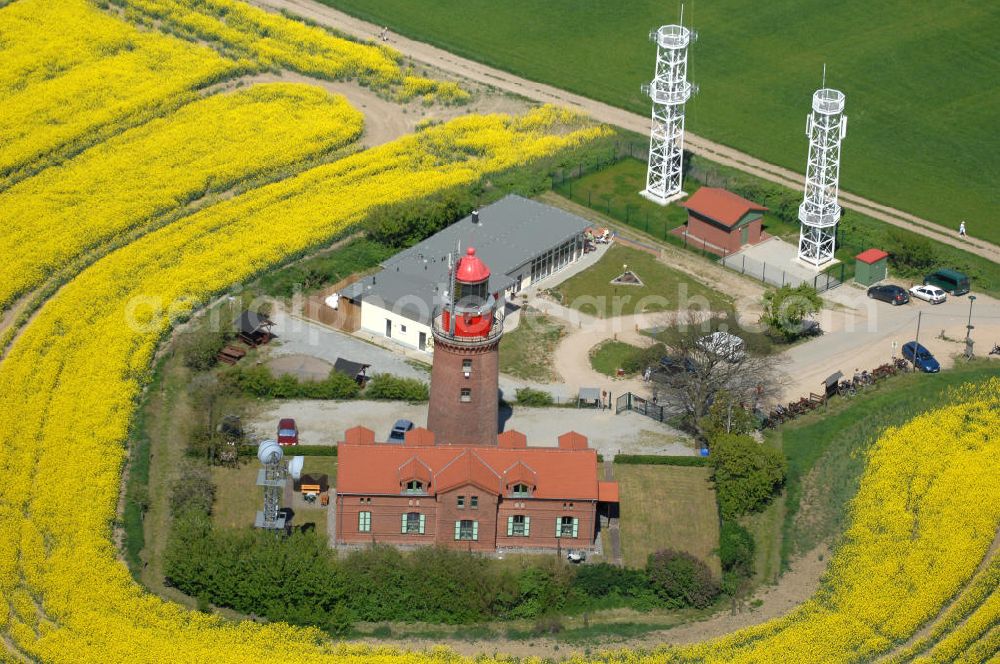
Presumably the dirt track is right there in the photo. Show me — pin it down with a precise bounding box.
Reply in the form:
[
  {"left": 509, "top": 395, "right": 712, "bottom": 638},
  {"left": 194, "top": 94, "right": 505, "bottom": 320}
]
[{"left": 250, "top": 0, "right": 999, "bottom": 264}]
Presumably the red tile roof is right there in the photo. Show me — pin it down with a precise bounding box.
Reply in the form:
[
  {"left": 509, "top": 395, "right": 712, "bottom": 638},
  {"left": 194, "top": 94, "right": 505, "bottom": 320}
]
[
  {"left": 337, "top": 443, "right": 600, "bottom": 500},
  {"left": 681, "top": 187, "right": 768, "bottom": 228},
  {"left": 855, "top": 248, "right": 889, "bottom": 264},
  {"left": 598, "top": 481, "right": 619, "bottom": 503},
  {"left": 456, "top": 246, "right": 491, "bottom": 283}
]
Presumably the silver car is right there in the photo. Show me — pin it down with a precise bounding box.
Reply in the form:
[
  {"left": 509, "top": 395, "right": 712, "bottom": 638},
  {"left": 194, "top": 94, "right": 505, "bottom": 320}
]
[{"left": 909, "top": 284, "right": 947, "bottom": 304}]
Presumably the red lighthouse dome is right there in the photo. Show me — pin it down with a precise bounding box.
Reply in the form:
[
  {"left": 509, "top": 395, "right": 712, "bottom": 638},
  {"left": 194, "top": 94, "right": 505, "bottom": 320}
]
[{"left": 456, "top": 246, "right": 490, "bottom": 283}]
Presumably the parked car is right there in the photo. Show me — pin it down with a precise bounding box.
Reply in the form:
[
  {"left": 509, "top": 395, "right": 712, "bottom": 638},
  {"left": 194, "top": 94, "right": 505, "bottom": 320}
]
[
  {"left": 901, "top": 341, "right": 940, "bottom": 373},
  {"left": 909, "top": 284, "right": 947, "bottom": 304},
  {"left": 924, "top": 269, "right": 970, "bottom": 295},
  {"left": 658, "top": 355, "right": 699, "bottom": 375},
  {"left": 277, "top": 418, "right": 298, "bottom": 446},
  {"left": 388, "top": 419, "right": 414, "bottom": 443},
  {"left": 867, "top": 284, "right": 910, "bottom": 305}
]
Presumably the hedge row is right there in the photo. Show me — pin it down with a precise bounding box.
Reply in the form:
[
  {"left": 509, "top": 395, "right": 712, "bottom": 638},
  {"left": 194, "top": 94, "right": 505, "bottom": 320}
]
[{"left": 615, "top": 454, "right": 709, "bottom": 466}]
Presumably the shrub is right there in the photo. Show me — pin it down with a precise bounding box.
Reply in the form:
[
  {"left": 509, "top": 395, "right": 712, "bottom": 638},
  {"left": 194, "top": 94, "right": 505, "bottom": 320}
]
[
  {"left": 646, "top": 549, "right": 720, "bottom": 609},
  {"left": 364, "top": 373, "right": 429, "bottom": 401},
  {"left": 226, "top": 364, "right": 360, "bottom": 399},
  {"left": 515, "top": 387, "right": 553, "bottom": 407},
  {"left": 759, "top": 284, "right": 822, "bottom": 342},
  {"left": 620, "top": 342, "right": 666, "bottom": 375},
  {"left": 887, "top": 230, "right": 937, "bottom": 274},
  {"left": 572, "top": 563, "right": 649, "bottom": 598},
  {"left": 179, "top": 326, "right": 230, "bottom": 371},
  {"left": 614, "top": 454, "right": 709, "bottom": 467},
  {"left": 718, "top": 521, "right": 755, "bottom": 579},
  {"left": 710, "top": 433, "right": 787, "bottom": 520},
  {"left": 698, "top": 390, "right": 758, "bottom": 440},
  {"left": 168, "top": 462, "right": 215, "bottom": 516}
]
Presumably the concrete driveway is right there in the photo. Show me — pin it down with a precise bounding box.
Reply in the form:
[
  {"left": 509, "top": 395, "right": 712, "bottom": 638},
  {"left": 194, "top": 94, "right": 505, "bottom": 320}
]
[{"left": 249, "top": 400, "right": 694, "bottom": 459}]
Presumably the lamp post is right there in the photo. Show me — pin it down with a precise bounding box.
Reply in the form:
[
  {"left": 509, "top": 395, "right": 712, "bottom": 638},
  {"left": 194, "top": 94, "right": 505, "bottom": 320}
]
[{"left": 965, "top": 295, "right": 977, "bottom": 359}]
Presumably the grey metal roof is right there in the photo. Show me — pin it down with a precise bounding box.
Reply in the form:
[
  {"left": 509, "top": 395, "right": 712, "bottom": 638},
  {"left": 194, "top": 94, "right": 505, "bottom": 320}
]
[{"left": 342, "top": 195, "right": 590, "bottom": 324}]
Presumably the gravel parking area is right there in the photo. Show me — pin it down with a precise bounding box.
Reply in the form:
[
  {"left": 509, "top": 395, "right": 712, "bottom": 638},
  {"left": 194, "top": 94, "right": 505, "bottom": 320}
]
[{"left": 249, "top": 400, "right": 693, "bottom": 459}]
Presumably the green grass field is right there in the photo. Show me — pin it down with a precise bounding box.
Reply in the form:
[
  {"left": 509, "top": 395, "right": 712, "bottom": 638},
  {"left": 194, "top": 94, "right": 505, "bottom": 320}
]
[
  {"left": 321, "top": 0, "right": 1000, "bottom": 244},
  {"left": 552, "top": 244, "right": 731, "bottom": 317},
  {"left": 615, "top": 464, "right": 721, "bottom": 574},
  {"left": 546, "top": 156, "right": 1000, "bottom": 298}
]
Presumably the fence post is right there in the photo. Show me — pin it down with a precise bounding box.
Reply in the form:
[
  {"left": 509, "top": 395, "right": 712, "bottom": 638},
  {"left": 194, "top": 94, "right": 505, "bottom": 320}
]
[
  {"left": 762, "top": 262, "right": 766, "bottom": 282},
  {"left": 781, "top": 271, "right": 785, "bottom": 286},
  {"left": 741, "top": 255, "right": 746, "bottom": 274}
]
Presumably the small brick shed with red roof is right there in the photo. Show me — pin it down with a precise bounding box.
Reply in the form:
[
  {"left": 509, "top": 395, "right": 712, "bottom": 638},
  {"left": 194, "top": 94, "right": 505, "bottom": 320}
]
[
  {"left": 680, "top": 187, "right": 769, "bottom": 254},
  {"left": 335, "top": 426, "right": 612, "bottom": 551}
]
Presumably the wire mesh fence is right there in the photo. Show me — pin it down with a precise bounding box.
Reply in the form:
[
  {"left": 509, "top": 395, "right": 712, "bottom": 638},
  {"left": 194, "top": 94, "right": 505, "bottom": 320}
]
[{"left": 719, "top": 252, "right": 845, "bottom": 292}]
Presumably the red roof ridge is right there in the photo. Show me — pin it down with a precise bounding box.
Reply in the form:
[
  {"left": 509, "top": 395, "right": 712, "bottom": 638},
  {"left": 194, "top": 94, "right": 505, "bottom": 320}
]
[{"left": 681, "top": 187, "right": 768, "bottom": 228}]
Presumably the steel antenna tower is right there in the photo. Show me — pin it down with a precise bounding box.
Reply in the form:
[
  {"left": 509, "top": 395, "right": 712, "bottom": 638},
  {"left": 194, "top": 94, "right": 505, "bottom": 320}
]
[
  {"left": 797, "top": 69, "right": 847, "bottom": 267},
  {"left": 641, "top": 7, "right": 697, "bottom": 205},
  {"left": 254, "top": 439, "right": 287, "bottom": 530}
]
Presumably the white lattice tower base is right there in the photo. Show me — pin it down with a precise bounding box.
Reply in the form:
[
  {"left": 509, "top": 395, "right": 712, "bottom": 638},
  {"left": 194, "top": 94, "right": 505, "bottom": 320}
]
[
  {"left": 642, "top": 23, "right": 696, "bottom": 206},
  {"left": 798, "top": 87, "right": 847, "bottom": 267}
]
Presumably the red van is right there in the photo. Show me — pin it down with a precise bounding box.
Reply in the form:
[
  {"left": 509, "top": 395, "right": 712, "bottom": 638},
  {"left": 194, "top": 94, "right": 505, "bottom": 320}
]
[{"left": 277, "top": 418, "right": 299, "bottom": 446}]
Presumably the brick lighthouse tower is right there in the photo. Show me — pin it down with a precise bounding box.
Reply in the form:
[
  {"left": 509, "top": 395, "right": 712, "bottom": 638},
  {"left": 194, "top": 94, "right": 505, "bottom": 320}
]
[{"left": 426, "top": 246, "right": 504, "bottom": 446}]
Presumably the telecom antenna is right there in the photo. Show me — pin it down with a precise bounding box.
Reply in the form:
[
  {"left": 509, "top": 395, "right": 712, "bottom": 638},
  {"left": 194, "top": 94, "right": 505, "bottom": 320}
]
[
  {"left": 797, "top": 70, "right": 847, "bottom": 267},
  {"left": 254, "top": 439, "right": 287, "bottom": 530},
  {"left": 641, "top": 6, "right": 697, "bottom": 205}
]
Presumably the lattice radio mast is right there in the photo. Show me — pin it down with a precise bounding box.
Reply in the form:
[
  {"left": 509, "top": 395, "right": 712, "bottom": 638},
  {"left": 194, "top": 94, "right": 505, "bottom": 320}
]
[
  {"left": 254, "top": 439, "right": 287, "bottom": 530},
  {"left": 798, "top": 67, "right": 847, "bottom": 267},
  {"left": 641, "top": 6, "right": 697, "bottom": 205}
]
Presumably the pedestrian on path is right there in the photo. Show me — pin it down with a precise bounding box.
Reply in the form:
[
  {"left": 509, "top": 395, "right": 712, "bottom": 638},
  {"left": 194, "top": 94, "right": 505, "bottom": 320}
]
[{"left": 959, "top": 220, "right": 967, "bottom": 237}]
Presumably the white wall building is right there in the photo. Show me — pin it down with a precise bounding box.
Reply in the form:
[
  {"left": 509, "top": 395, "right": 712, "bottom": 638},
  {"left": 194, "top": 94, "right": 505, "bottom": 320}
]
[{"left": 339, "top": 195, "right": 591, "bottom": 352}]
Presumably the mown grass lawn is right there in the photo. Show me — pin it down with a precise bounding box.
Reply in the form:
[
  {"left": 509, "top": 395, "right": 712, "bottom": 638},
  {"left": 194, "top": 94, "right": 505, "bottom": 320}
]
[
  {"left": 212, "top": 457, "right": 337, "bottom": 537},
  {"left": 551, "top": 244, "right": 730, "bottom": 317},
  {"left": 498, "top": 306, "right": 567, "bottom": 382},
  {"left": 320, "top": 0, "right": 999, "bottom": 242},
  {"left": 589, "top": 339, "right": 642, "bottom": 377},
  {"left": 615, "top": 464, "right": 721, "bottom": 575}
]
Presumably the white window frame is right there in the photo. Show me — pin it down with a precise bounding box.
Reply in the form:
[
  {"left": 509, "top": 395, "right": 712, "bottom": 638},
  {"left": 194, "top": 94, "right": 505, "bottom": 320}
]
[
  {"left": 556, "top": 516, "right": 579, "bottom": 538},
  {"left": 402, "top": 512, "right": 425, "bottom": 535},
  {"left": 507, "top": 514, "right": 530, "bottom": 537},
  {"left": 455, "top": 519, "right": 478, "bottom": 541},
  {"left": 511, "top": 483, "right": 531, "bottom": 498},
  {"left": 460, "top": 388, "right": 472, "bottom": 403},
  {"left": 403, "top": 480, "right": 423, "bottom": 495},
  {"left": 358, "top": 511, "right": 371, "bottom": 533}
]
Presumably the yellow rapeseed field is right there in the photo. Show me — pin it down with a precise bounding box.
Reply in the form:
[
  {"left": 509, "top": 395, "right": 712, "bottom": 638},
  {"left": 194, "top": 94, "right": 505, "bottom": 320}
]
[
  {"left": 0, "top": 0, "right": 242, "bottom": 184},
  {"left": 0, "top": 108, "right": 608, "bottom": 662},
  {"left": 0, "top": 83, "right": 363, "bottom": 312}
]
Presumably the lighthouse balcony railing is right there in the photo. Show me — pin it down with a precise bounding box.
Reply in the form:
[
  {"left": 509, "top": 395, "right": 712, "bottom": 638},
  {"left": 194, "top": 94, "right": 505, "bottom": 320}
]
[{"left": 431, "top": 311, "right": 504, "bottom": 346}]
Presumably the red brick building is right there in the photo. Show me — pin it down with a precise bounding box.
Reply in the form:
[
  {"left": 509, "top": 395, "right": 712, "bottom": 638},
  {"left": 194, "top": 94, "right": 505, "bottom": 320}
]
[
  {"left": 680, "top": 187, "right": 768, "bottom": 254},
  {"left": 335, "top": 246, "right": 618, "bottom": 551}
]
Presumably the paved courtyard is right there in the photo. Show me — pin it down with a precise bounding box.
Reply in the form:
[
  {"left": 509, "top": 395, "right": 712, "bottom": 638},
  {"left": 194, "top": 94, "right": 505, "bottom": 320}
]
[{"left": 249, "top": 399, "right": 694, "bottom": 459}]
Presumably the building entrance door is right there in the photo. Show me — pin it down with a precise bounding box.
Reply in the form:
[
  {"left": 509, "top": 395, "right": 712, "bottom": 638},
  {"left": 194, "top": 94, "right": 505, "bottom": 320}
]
[
  {"left": 740, "top": 225, "right": 749, "bottom": 245},
  {"left": 418, "top": 331, "right": 426, "bottom": 350},
  {"left": 385, "top": 319, "right": 392, "bottom": 338}
]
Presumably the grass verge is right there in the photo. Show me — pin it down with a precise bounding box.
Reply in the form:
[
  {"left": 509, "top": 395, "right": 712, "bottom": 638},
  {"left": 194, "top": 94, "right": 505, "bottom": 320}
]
[
  {"left": 589, "top": 340, "right": 642, "bottom": 377},
  {"left": 499, "top": 306, "right": 567, "bottom": 382},
  {"left": 615, "top": 464, "right": 720, "bottom": 574},
  {"left": 768, "top": 359, "right": 1000, "bottom": 567}
]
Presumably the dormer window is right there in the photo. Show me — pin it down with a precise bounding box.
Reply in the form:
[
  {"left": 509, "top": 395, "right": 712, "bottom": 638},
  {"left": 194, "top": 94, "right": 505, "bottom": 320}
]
[
  {"left": 511, "top": 483, "right": 531, "bottom": 498},
  {"left": 404, "top": 480, "right": 424, "bottom": 494}
]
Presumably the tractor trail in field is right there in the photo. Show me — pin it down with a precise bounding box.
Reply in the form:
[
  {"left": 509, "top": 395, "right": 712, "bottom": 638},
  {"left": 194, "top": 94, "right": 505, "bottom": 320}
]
[{"left": 248, "top": 0, "right": 1000, "bottom": 265}]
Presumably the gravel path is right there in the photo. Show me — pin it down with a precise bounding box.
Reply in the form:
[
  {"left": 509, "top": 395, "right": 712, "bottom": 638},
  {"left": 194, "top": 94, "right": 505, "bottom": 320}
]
[{"left": 251, "top": 0, "right": 999, "bottom": 264}]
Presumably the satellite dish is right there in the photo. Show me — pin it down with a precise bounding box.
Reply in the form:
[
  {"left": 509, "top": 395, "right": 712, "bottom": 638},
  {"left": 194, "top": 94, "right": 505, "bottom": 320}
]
[
  {"left": 288, "top": 456, "right": 305, "bottom": 480},
  {"left": 257, "top": 439, "right": 283, "bottom": 465}
]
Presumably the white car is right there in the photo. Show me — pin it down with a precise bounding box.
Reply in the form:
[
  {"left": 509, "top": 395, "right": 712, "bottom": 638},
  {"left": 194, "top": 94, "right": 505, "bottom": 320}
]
[{"left": 909, "top": 284, "right": 947, "bottom": 304}]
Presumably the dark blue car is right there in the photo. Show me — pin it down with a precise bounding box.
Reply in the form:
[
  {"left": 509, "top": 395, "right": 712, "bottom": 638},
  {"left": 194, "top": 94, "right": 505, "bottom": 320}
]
[
  {"left": 902, "top": 341, "right": 940, "bottom": 373},
  {"left": 388, "top": 419, "right": 414, "bottom": 443}
]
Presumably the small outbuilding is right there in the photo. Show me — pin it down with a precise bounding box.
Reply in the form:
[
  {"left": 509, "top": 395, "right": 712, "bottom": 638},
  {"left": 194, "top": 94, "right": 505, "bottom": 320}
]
[
  {"left": 680, "top": 187, "right": 768, "bottom": 254},
  {"left": 238, "top": 310, "right": 274, "bottom": 346},
  {"left": 333, "top": 358, "right": 370, "bottom": 385},
  {"left": 854, "top": 249, "right": 889, "bottom": 286}
]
